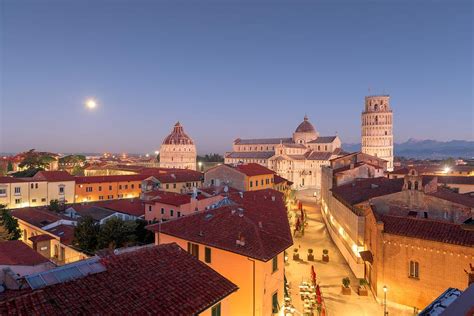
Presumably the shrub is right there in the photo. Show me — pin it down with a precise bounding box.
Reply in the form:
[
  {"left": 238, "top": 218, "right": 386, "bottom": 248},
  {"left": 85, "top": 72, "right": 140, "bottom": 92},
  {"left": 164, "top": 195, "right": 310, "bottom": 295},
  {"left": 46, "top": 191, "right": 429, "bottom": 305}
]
[
  {"left": 342, "top": 277, "right": 351, "bottom": 288},
  {"left": 359, "top": 279, "right": 367, "bottom": 287}
]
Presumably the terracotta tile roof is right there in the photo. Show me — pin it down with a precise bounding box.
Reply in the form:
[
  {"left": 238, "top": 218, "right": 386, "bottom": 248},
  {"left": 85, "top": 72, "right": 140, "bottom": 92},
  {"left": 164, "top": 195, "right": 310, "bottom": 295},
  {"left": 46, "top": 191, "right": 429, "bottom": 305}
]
[
  {"left": 234, "top": 137, "right": 293, "bottom": 145},
  {"left": 149, "top": 189, "right": 293, "bottom": 261},
  {"left": 0, "top": 177, "right": 27, "bottom": 184},
  {"left": 332, "top": 177, "right": 404, "bottom": 206},
  {"left": 428, "top": 187, "right": 474, "bottom": 208},
  {"left": 304, "top": 151, "right": 333, "bottom": 161},
  {"left": 379, "top": 214, "right": 474, "bottom": 247},
  {"left": 0, "top": 243, "right": 237, "bottom": 315},
  {"left": 225, "top": 151, "right": 275, "bottom": 159},
  {"left": 308, "top": 136, "right": 337, "bottom": 143},
  {"left": 75, "top": 174, "right": 148, "bottom": 184},
  {"left": 46, "top": 225, "right": 75, "bottom": 246},
  {"left": 139, "top": 168, "right": 203, "bottom": 183},
  {"left": 233, "top": 163, "right": 275, "bottom": 176},
  {"left": 144, "top": 190, "right": 194, "bottom": 206},
  {"left": 333, "top": 162, "right": 383, "bottom": 174},
  {"left": 11, "top": 207, "right": 66, "bottom": 228},
  {"left": 437, "top": 176, "right": 474, "bottom": 185},
  {"left": 274, "top": 175, "right": 293, "bottom": 186},
  {"left": 29, "top": 234, "right": 54, "bottom": 243},
  {"left": 0, "top": 240, "right": 50, "bottom": 266},
  {"left": 33, "top": 171, "right": 75, "bottom": 182},
  {"left": 99, "top": 199, "right": 145, "bottom": 217}
]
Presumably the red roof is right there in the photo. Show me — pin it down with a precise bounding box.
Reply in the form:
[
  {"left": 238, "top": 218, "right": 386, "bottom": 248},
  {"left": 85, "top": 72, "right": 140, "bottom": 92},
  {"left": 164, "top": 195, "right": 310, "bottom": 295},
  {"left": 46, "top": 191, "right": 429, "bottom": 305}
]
[
  {"left": 437, "top": 176, "right": 474, "bottom": 185},
  {"left": 144, "top": 190, "right": 210, "bottom": 206},
  {"left": 0, "top": 240, "right": 50, "bottom": 266},
  {"left": 140, "top": 168, "right": 203, "bottom": 183},
  {"left": 46, "top": 225, "right": 75, "bottom": 245},
  {"left": 11, "top": 207, "right": 66, "bottom": 228},
  {"left": 233, "top": 163, "right": 275, "bottom": 176},
  {"left": 75, "top": 174, "right": 148, "bottom": 184},
  {"left": 149, "top": 189, "right": 293, "bottom": 261},
  {"left": 379, "top": 214, "right": 474, "bottom": 247},
  {"left": 332, "top": 177, "right": 404, "bottom": 206},
  {"left": 98, "top": 199, "right": 145, "bottom": 217},
  {"left": 29, "top": 234, "right": 55, "bottom": 243},
  {"left": 428, "top": 187, "right": 474, "bottom": 208},
  {"left": 33, "top": 171, "right": 74, "bottom": 182},
  {"left": 0, "top": 177, "right": 27, "bottom": 184},
  {"left": 0, "top": 243, "right": 237, "bottom": 315},
  {"left": 333, "top": 162, "right": 383, "bottom": 174},
  {"left": 274, "top": 175, "right": 293, "bottom": 186}
]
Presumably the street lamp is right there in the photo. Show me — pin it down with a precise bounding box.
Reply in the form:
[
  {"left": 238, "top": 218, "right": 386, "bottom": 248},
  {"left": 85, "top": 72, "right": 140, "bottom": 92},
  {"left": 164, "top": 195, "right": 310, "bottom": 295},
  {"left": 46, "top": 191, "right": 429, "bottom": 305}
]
[
  {"left": 198, "top": 161, "right": 203, "bottom": 171},
  {"left": 383, "top": 285, "right": 388, "bottom": 315}
]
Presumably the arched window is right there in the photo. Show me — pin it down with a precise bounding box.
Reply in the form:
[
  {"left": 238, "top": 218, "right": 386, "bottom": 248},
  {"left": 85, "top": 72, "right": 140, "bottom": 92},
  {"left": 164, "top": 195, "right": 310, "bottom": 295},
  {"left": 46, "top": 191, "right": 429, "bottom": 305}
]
[
  {"left": 414, "top": 181, "right": 419, "bottom": 190},
  {"left": 374, "top": 104, "right": 378, "bottom": 111},
  {"left": 407, "top": 181, "right": 412, "bottom": 190}
]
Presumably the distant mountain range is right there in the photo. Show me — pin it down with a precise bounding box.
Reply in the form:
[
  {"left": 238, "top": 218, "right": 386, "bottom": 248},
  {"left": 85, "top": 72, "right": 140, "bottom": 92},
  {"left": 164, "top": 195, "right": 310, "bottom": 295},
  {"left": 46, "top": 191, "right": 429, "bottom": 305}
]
[{"left": 343, "top": 139, "right": 474, "bottom": 159}]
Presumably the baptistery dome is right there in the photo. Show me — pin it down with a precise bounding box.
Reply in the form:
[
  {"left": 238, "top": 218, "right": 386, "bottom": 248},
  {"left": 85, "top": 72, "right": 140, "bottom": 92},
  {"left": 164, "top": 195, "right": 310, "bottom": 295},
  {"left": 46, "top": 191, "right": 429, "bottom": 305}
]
[
  {"left": 162, "top": 122, "right": 194, "bottom": 145},
  {"left": 159, "top": 122, "right": 197, "bottom": 170}
]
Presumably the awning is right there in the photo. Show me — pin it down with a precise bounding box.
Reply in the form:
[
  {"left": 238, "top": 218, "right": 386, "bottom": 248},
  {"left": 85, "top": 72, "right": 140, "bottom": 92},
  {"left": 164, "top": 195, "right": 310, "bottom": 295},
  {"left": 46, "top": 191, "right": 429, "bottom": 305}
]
[{"left": 359, "top": 250, "right": 374, "bottom": 264}]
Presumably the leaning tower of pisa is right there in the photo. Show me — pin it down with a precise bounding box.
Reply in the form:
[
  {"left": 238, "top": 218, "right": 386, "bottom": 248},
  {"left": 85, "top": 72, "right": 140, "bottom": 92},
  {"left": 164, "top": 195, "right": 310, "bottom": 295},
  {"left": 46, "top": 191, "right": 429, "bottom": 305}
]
[{"left": 361, "top": 95, "right": 394, "bottom": 171}]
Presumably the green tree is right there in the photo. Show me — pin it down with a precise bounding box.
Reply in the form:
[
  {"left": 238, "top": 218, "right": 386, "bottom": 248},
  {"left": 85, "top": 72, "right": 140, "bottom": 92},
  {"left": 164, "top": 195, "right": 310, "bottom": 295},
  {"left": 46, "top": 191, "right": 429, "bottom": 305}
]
[
  {"left": 97, "top": 217, "right": 137, "bottom": 250},
  {"left": 134, "top": 219, "right": 155, "bottom": 245},
  {"left": 0, "top": 205, "right": 21, "bottom": 241},
  {"left": 73, "top": 216, "right": 100, "bottom": 253},
  {"left": 49, "top": 199, "right": 61, "bottom": 212},
  {"left": 18, "top": 149, "right": 55, "bottom": 170},
  {"left": 7, "top": 161, "right": 13, "bottom": 172},
  {"left": 71, "top": 165, "right": 85, "bottom": 176}
]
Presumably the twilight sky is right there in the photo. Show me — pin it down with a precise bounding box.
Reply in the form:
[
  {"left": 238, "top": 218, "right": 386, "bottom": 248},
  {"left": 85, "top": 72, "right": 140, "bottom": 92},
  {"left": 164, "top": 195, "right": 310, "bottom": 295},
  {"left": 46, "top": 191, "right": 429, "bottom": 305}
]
[{"left": 1, "top": 0, "right": 472, "bottom": 154}]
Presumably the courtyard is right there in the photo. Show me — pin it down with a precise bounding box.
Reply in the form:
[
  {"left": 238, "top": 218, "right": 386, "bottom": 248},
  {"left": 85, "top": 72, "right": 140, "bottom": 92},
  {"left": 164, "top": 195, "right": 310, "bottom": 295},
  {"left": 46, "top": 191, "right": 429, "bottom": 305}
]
[{"left": 283, "top": 191, "right": 415, "bottom": 316}]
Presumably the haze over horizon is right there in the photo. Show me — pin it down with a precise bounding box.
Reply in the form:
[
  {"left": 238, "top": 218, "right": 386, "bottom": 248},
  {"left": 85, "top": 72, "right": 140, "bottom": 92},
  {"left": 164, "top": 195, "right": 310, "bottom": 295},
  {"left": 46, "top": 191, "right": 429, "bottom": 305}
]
[{"left": 1, "top": 0, "right": 472, "bottom": 154}]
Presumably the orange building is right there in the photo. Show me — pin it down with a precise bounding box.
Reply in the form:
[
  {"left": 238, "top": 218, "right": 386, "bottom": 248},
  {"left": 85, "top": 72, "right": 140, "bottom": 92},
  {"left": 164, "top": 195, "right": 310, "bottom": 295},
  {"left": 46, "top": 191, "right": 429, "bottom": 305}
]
[
  {"left": 148, "top": 189, "right": 293, "bottom": 315},
  {"left": 204, "top": 163, "right": 275, "bottom": 191},
  {"left": 75, "top": 174, "right": 146, "bottom": 202},
  {"left": 75, "top": 168, "right": 204, "bottom": 202}
]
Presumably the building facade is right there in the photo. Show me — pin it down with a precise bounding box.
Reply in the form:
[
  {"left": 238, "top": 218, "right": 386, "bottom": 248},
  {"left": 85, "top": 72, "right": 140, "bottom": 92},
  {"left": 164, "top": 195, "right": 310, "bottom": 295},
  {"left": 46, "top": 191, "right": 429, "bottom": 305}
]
[
  {"left": 204, "top": 163, "right": 275, "bottom": 192},
  {"left": 148, "top": 189, "right": 293, "bottom": 315},
  {"left": 361, "top": 95, "right": 394, "bottom": 171},
  {"left": 159, "top": 122, "right": 197, "bottom": 170},
  {"left": 321, "top": 157, "right": 474, "bottom": 310},
  {"left": 225, "top": 116, "right": 342, "bottom": 194},
  {"left": 0, "top": 171, "right": 75, "bottom": 209}
]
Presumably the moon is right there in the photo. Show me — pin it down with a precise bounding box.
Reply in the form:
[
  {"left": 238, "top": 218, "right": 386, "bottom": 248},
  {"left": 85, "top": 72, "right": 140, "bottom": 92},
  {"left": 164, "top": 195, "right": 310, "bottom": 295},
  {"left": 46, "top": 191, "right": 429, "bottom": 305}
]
[{"left": 85, "top": 98, "right": 97, "bottom": 110}]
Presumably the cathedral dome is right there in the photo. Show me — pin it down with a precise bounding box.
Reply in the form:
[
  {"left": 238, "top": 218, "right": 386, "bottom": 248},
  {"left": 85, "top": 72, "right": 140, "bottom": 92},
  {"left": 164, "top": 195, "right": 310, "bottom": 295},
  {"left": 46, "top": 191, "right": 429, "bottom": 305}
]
[
  {"left": 295, "top": 115, "right": 316, "bottom": 133},
  {"left": 162, "top": 122, "right": 194, "bottom": 145}
]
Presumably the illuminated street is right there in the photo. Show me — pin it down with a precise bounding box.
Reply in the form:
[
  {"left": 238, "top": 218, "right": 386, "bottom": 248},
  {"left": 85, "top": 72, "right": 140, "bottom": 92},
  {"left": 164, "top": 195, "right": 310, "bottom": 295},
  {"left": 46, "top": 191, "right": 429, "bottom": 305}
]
[{"left": 284, "top": 192, "right": 414, "bottom": 316}]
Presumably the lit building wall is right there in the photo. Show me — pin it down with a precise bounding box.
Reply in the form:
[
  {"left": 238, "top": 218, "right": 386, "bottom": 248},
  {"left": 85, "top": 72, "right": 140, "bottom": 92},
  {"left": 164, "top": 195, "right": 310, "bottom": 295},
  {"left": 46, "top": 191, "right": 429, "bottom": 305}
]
[{"left": 157, "top": 233, "right": 285, "bottom": 316}]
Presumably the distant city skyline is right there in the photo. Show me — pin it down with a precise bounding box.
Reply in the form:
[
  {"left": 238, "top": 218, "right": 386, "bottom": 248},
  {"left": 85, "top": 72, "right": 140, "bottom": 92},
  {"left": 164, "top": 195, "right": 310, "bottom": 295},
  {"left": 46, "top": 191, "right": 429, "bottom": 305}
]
[{"left": 1, "top": 0, "right": 472, "bottom": 154}]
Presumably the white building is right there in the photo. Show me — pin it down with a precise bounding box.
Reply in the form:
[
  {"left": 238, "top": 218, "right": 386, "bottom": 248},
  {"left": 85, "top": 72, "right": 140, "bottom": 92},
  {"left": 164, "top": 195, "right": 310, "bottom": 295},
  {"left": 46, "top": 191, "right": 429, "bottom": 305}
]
[
  {"left": 225, "top": 116, "right": 343, "bottom": 194},
  {"left": 361, "top": 95, "right": 394, "bottom": 171}
]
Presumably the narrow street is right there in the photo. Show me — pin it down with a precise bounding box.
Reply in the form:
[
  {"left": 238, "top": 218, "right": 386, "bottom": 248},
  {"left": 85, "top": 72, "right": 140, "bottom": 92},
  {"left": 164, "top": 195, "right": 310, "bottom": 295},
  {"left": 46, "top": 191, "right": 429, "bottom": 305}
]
[{"left": 284, "top": 191, "right": 414, "bottom": 316}]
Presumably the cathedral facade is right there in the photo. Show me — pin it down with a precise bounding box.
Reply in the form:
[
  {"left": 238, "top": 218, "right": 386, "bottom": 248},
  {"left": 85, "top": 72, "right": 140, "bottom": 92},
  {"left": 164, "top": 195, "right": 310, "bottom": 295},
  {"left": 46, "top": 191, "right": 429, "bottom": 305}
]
[
  {"left": 225, "top": 116, "right": 342, "bottom": 193},
  {"left": 159, "top": 122, "right": 197, "bottom": 170}
]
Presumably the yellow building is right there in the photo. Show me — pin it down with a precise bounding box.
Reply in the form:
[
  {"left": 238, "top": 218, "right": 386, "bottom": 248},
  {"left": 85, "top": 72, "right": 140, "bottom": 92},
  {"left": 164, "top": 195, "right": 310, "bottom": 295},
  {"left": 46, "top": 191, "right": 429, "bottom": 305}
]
[
  {"left": 148, "top": 189, "right": 293, "bottom": 315},
  {"left": 0, "top": 171, "right": 75, "bottom": 209},
  {"left": 204, "top": 163, "right": 275, "bottom": 191},
  {"left": 11, "top": 207, "right": 87, "bottom": 265}
]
